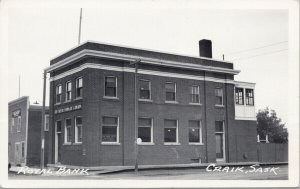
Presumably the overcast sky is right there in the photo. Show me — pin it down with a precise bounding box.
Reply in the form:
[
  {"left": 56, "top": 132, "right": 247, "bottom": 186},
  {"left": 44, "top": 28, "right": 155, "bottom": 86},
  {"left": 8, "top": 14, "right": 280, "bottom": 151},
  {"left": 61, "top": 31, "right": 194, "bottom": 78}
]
[{"left": 3, "top": 1, "right": 292, "bottom": 125}]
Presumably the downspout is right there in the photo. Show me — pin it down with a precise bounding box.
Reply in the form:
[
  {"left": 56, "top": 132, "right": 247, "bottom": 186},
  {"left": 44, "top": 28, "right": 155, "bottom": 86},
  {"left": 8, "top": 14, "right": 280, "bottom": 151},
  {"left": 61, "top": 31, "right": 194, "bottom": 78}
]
[
  {"left": 225, "top": 75, "right": 230, "bottom": 163},
  {"left": 204, "top": 71, "right": 208, "bottom": 163}
]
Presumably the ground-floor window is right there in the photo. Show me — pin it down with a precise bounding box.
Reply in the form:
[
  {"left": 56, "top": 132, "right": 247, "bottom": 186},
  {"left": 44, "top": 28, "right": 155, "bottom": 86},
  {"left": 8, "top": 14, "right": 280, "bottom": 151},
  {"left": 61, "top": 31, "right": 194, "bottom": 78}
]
[
  {"left": 102, "top": 116, "right": 119, "bottom": 143},
  {"left": 189, "top": 120, "right": 202, "bottom": 143},
  {"left": 138, "top": 117, "right": 153, "bottom": 143},
  {"left": 164, "top": 119, "right": 178, "bottom": 143},
  {"left": 64, "top": 119, "right": 72, "bottom": 144},
  {"left": 215, "top": 121, "right": 225, "bottom": 160},
  {"left": 75, "top": 117, "right": 82, "bottom": 143}
]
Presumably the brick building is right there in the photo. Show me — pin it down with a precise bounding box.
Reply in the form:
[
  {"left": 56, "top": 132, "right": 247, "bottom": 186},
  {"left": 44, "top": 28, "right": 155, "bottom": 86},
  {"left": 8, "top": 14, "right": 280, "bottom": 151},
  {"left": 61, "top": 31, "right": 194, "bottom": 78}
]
[
  {"left": 45, "top": 40, "right": 257, "bottom": 166},
  {"left": 8, "top": 96, "right": 49, "bottom": 166}
]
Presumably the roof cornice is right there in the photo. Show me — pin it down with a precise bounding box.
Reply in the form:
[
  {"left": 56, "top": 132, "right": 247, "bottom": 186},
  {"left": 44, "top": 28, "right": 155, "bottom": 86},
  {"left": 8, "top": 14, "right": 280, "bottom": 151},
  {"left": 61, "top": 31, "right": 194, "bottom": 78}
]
[{"left": 45, "top": 49, "right": 240, "bottom": 75}]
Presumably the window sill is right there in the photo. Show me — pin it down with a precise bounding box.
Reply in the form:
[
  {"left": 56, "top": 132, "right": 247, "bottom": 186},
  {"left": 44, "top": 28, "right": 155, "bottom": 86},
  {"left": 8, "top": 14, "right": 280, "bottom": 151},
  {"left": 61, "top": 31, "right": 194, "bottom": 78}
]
[
  {"left": 215, "top": 104, "right": 225, "bottom": 108},
  {"left": 138, "top": 143, "right": 155, "bottom": 145},
  {"left": 63, "top": 143, "right": 71, "bottom": 145},
  {"left": 164, "top": 143, "right": 181, "bottom": 145},
  {"left": 189, "top": 103, "right": 202, "bottom": 106},
  {"left": 74, "top": 97, "right": 83, "bottom": 101},
  {"left": 54, "top": 103, "right": 62, "bottom": 106},
  {"left": 103, "top": 96, "right": 119, "bottom": 101},
  {"left": 165, "top": 101, "right": 179, "bottom": 104},
  {"left": 138, "top": 99, "right": 153, "bottom": 103},
  {"left": 64, "top": 100, "right": 72, "bottom": 104},
  {"left": 101, "top": 142, "right": 121, "bottom": 145},
  {"left": 189, "top": 143, "right": 204, "bottom": 146},
  {"left": 73, "top": 142, "right": 82, "bottom": 145}
]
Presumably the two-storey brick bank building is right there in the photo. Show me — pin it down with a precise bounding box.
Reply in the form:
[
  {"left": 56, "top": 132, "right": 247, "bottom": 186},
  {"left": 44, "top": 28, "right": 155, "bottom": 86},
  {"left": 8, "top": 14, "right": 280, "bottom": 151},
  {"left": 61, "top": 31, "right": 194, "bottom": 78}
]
[{"left": 45, "top": 40, "right": 257, "bottom": 166}]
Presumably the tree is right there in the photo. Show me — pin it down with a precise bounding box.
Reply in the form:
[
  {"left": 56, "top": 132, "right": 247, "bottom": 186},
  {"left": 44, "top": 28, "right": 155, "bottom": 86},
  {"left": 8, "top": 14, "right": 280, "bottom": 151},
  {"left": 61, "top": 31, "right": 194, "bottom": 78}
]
[{"left": 256, "top": 107, "right": 288, "bottom": 143}]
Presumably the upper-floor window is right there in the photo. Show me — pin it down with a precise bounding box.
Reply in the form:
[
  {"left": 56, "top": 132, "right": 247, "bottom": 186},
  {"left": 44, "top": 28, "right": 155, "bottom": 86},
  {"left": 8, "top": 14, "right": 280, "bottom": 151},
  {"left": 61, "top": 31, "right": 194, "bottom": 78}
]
[
  {"left": 190, "top": 85, "right": 200, "bottom": 104},
  {"left": 139, "top": 80, "right": 151, "bottom": 100},
  {"left": 56, "top": 85, "right": 62, "bottom": 104},
  {"left": 11, "top": 117, "right": 14, "bottom": 133},
  {"left": 246, "top": 89, "right": 254, "bottom": 105},
  {"left": 235, "top": 88, "right": 244, "bottom": 105},
  {"left": 164, "top": 119, "right": 178, "bottom": 143},
  {"left": 165, "top": 82, "right": 176, "bottom": 102},
  {"left": 138, "top": 117, "right": 153, "bottom": 143},
  {"left": 56, "top": 120, "right": 62, "bottom": 133},
  {"left": 102, "top": 116, "right": 119, "bottom": 143},
  {"left": 44, "top": 115, "right": 49, "bottom": 131},
  {"left": 76, "top": 77, "right": 83, "bottom": 98},
  {"left": 189, "top": 120, "right": 202, "bottom": 143},
  {"left": 215, "top": 88, "right": 223, "bottom": 106},
  {"left": 105, "top": 76, "right": 117, "bottom": 97},
  {"left": 65, "top": 81, "right": 72, "bottom": 101},
  {"left": 75, "top": 117, "right": 82, "bottom": 143},
  {"left": 17, "top": 116, "right": 21, "bottom": 132},
  {"left": 64, "top": 119, "right": 72, "bottom": 144}
]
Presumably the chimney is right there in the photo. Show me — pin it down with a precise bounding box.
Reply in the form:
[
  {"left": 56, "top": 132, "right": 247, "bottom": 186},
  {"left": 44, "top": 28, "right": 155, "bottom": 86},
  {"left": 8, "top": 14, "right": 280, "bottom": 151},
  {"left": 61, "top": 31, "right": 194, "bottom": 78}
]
[{"left": 199, "top": 39, "right": 212, "bottom": 58}]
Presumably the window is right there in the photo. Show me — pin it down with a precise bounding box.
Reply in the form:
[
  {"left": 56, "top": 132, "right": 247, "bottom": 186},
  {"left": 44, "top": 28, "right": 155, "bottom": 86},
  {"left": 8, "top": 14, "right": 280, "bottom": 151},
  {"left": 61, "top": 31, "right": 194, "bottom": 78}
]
[
  {"left": 189, "top": 120, "right": 202, "bottom": 143},
  {"left": 76, "top": 77, "right": 83, "bottom": 98},
  {"left": 165, "top": 82, "right": 176, "bottom": 102},
  {"left": 17, "top": 116, "right": 21, "bottom": 132},
  {"left": 190, "top": 85, "right": 200, "bottom": 104},
  {"left": 64, "top": 119, "right": 72, "bottom": 144},
  {"left": 75, "top": 117, "right": 82, "bottom": 143},
  {"left": 102, "top": 116, "right": 119, "bottom": 143},
  {"left": 21, "top": 141, "right": 25, "bottom": 158},
  {"left": 56, "top": 85, "right": 62, "bottom": 104},
  {"left": 56, "top": 120, "right": 62, "bottom": 133},
  {"left": 164, "top": 119, "right": 178, "bottom": 143},
  {"left": 65, "top": 81, "right": 72, "bottom": 101},
  {"left": 215, "top": 121, "right": 225, "bottom": 159},
  {"left": 105, "top": 76, "right": 117, "bottom": 97},
  {"left": 215, "top": 88, "right": 223, "bottom": 105},
  {"left": 139, "top": 80, "right": 151, "bottom": 100},
  {"left": 138, "top": 118, "right": 153, "bottom": 143},
  {"left": 246, "top": 89, "right": 254, "bottom": 105},
  {"left": 215, "top": 121, "right": 224, "bottom": 132},
  {"left": 44, "top": 115, "right": 49, "bottom": 131},
  {"left": 235, "top": 88, "right": 244, "bottom": 105},
  {"left": 11, "top": 117, "right": 14, "bottom": 133}
]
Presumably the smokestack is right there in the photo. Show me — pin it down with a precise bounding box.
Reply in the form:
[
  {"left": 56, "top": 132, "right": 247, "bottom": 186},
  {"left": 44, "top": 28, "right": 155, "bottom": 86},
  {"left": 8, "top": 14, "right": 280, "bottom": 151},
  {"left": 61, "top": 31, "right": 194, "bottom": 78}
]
[{"left": 199, "top": 39, "right": 212, "bottom": 58}]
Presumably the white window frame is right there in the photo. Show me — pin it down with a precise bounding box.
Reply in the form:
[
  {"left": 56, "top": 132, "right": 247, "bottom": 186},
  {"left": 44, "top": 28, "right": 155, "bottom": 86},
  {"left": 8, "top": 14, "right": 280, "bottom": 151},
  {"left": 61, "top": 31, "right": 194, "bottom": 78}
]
[
  {"left": 139, "top": 79, "right": 152, "bottom": 100},
  {"left": 189, "top": 85, "right": 201, "bottom": 104},
  {"left": 245, "top": 88, "right": 254, "bottom": 106},
  {"left": 215, "top": 87, "right": 224, "bottom": 106},
  {"left": 75, "top": 77, "right": 83, "bottom": 99},
  {"left": 65, "top": 81, "right": 72, "bottom": 102},
  {"left": 101, "top": 116, "right": 120, "bottom": 144},
  {"left": 55, "top": 84, "right": 62, "bottom": 104},
  {"left": 75, "top": 116, "right": 82, "bottom": 144},
  {"left": 64, "top": 118, "right": 72, "bottom": 144},
  {"left": 164, "top": 119, "right": 179, "bottom": 145},
  {"left": 44, "top": 114, "right": 49, "bottom": 131},
  {"left": 188, "top": 120, "right": 203, "bottom": 145},
  {"left": 165, "top": 82, "right": 177, "bottom": 103},
  {"left": 17, "top": 116, "right": 21, "bottom": 132},
  {"left": 138, "top": 117, "right": 154, "bottom": 145},
  {"left": 104, "top": 76, "right": 118, "bottom": 98},
  {"left": 215, "top": 121, "right": 226, "bottom": 162}
]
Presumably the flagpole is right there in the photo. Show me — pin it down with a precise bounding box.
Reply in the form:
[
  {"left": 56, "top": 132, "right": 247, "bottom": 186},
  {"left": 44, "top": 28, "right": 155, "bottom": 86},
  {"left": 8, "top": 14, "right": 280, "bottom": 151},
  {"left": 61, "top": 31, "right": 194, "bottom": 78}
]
[{"left": 78, "top": 8, "right": 82, "bottom": 45}]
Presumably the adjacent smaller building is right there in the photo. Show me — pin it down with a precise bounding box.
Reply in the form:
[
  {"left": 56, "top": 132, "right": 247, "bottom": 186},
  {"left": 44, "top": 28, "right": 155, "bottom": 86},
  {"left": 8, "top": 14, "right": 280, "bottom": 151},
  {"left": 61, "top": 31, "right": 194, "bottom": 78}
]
[{"left": 8, "top": 96, "right": 49, "bottom": 167}]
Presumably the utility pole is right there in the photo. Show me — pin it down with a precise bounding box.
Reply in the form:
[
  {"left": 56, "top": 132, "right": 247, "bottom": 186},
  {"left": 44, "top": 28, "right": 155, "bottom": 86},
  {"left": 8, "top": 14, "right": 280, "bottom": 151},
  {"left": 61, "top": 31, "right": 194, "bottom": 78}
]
[
  {"left": 40, "top": 71, "right": 47, "bottom": 169},
  {"left": 130, "top": 59, "right": 141, "bottom": 173},
  {"left": 78, "top": 8, "right": 82, "bottom": 45}
]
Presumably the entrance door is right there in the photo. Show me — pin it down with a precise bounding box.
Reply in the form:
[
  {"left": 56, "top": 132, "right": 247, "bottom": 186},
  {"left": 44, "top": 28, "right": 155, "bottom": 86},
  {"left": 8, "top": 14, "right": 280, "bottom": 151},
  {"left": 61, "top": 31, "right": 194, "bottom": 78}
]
[
  {"left": 15, "top": 143, "right": 21, "bottom": 165},
  {"left": 55, "top": 120, "right": 62, "bottom": 164},
  {"left": 215, "top": 121, "right": 225, "bottom": 162}
]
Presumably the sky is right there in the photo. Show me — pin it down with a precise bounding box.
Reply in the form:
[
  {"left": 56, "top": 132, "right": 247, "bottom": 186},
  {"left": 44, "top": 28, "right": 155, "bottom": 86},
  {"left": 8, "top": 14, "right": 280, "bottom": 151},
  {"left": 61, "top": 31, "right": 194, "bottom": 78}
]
[{"left": 2, "top": 1, "right": 292, "bottom": 125}]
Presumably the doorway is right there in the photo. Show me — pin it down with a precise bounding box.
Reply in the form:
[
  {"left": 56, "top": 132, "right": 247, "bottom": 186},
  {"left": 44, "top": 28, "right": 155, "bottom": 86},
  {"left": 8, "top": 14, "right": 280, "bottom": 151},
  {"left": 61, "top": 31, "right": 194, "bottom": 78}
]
[
  {"left": 55, "top": 120, "right": 62, "bottom": 164},
  {"left": 215, "top": 121, "right": 225, "bottom": 162}
]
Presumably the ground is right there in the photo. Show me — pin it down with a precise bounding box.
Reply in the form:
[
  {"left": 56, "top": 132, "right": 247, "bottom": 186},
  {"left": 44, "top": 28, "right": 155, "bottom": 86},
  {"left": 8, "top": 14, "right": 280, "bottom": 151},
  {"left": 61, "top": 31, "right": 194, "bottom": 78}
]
[{"left": 8, "top": 164, "right": 288, "bottom": 180}]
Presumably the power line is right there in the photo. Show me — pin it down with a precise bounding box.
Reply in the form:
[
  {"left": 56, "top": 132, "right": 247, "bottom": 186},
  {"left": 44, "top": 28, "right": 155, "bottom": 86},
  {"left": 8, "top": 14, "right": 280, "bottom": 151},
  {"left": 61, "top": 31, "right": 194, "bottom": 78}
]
[
  {"left": 224, "top": 41, "right": 288, "bottom": 56},
  {"left": 229, "top": 48, "right": 288, "bottom": 61}
]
